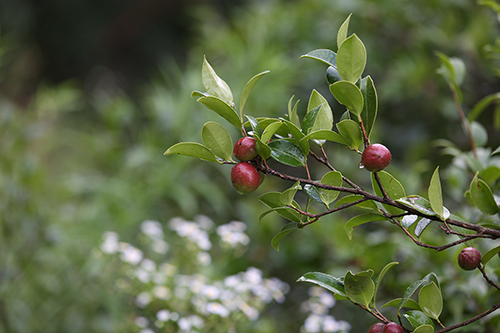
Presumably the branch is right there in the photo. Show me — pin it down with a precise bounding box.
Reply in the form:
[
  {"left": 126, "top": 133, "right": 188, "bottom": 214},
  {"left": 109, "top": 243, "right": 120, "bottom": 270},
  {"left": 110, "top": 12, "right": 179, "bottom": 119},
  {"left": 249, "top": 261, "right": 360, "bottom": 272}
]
[{"left": 435, "top": 302, "right": 500, "bottom": 333}]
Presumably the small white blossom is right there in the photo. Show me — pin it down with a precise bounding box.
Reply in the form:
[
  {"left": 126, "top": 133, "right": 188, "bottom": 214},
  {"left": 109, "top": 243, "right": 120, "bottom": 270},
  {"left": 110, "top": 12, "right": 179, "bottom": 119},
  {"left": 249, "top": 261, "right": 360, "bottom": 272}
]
[
  {"left": 206, "top": 302, "right": 229, "bottom": 317},
  {"left": 141, "top": 220, "right": 164, "bottom": 239},
  {"left": 100, "top": 232, "right": 119, "bottom": 254},
  {"left": 156, "top": 309, "right": 170, "bottom": 322},
  {"left": 119, "top": 243, "right": 143, "bottom": 265}
]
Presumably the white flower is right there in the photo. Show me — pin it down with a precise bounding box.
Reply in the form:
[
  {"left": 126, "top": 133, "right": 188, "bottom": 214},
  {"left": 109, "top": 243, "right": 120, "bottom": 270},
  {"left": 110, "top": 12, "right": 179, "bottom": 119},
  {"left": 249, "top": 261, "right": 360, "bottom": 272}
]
[
  {"left": 202, "top": 285, "right": 220, "bottom": 300},
  {"left": 134, "top": 316, "right": 149, "bottom": 327},
  {"left": 141, "top": 220, "right": 164, "bottom": 239},
  {"left": 119, "top": 243, "right": 143, "bottom": 265},
  {"left": 135, "top": 268, "right": 151, "bottom": 283},
  {"left": 319, "top": 292, "right": 335, "bottom": 308},
  {"left": 322, "top": 315, "right": 340, "bottom": 332},
  {"left": 100, "top": 232, "right": 120, "bottom": 254},
  {"left": 135, "top": 292, "right": 152, "bottom": 308},
  {"left": 244, "top": 267, "right": 262, "bottom": 285},
  {"left": 303, "top": 314, "right": 322, "bottom": 332},
  {"left": 141, "top": 258, "right": 156, "bottom": 272},
  {"left": 197, "top": 251, "right": 211, "bottom": 266},
  {"left": 156, "top": 309, "right": 170, "bottom": 322},
  {"left": 152, "top": 239, "right": 169, "bottom": 254},
  {"left": 194, "top": 215, "right": 215, "bottom": 230},
  {"left": 206, "top": 302, "right": 230, "bottom": 317},
  {"left": 239, "top": 302, "right": 259, "bottom": 320},
  {"left": 153, "top": 286, "right": 171, "bottom": 300}
]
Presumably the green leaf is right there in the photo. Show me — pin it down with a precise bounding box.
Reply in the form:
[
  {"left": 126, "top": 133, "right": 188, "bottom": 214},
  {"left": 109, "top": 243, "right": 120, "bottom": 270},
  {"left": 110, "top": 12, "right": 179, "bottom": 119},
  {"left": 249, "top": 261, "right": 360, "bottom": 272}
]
[
  {"left": 302, "top": 104, "right": 323, "bottom": 135},
  {"left": 300, "top": 129, "right": 348, "bottom": 146},
  {"left": 297, "top": 272, "right": 347, "bottom": 298},
  {"left": 326, "top": 66, "right": 342, "bottom": 84},
  {"left": 253, "top": 135, "right": 271, "bottom": 159},
  {"left": 164, "top": 142, "right": 218, "bottom": 162},
  {"left": 261, "top": 120, "right": 283, "bottom": 144},
  {"left": 414, "top": 218, "right": 432, "bottom": 237},
  {"left": 288, "top": 95, "right": 301, "bottom": 128},
  {"left": 330, "top": 81, "right": 364, "bottom": 116},
  {"left": 337, "top": 14, "right": 352, "bottom": 49},
  {"left": 306, "top": 89, "right": 334, "bottom": 133},
  {"left": 401, "top": 215, "right": 419, "bottom": 229},
  {"left": 336, "top": 119, "right": 363, "bottom": 150},
  {"left": 300, "top": 49, "right": 337, "bottom": 68},
  {"left": 482, "top": 245, "right": 500, "bottom": 266},
  {"left": 382, "top": 298, "right": 421, "bottom": 310},
  {"left": 318, "top": 171, "right": 343, "bottom": 208},
  {"left": 337, "top": 34, "right": 367, "bottom": 83},
  {"left": 360, "top": 76, "right": 378, "bottom": 138},
  {"left": 399, "top": 280, "right": 426, "bottom": 313},
  {"left": 403, "top": 311, "right": 435, "bottom": 330},
  {"left": 245, "top": 115, "right": 262, "bottom": 137},
  {"left": 470, "top": 172, "right": 500, "bottom": 215},
  {"left": 344, "top": 270, "right": 375, "bottom": 309},
  {"left": 428, "top": 167, "right": 444, "bottom": 218},
  {"left": 280, "top": 118, "right": 309, "bottom": 155},
  {"left": 258, "top": 192, "right": 302, "bottom": 222},
  {"left": 202, "top": 56, "right": 233, "bottom": 104},
  {"left": 372, "top": 171, "right": 406, "bottom": 215},
  {"left": 397, "top": 196, "right": 440, "bottom": 218},
  {"left": 373, "top": 262, "right": 399, "bottom": 308},
  {"left": 191, "top": 90, "right": 208, "bottom": 98},
  {"left": 413, "top": 325, "right": 435, "bottom": 333},
  {"left": 272, "top": 222, "right": 298, "bottom": 251},
  {"left": 468, "top": 92, "right": 500, "bottom": 123},
  {"left": 268, "top": 140, "right": 306, "bottom": 167},
  {"left": 197, "top": 96, "right": 241, "bottom": 128},
  {"left": 419, "top": 282, "right": 442, "bottom": 320},
  {"left": 201, "top": 121, "right": 233, "bottom": 161},
  {"left": 435, "top": 51, "right": 465, "bottom": 87},
  {"left": 345, "top": 213, "right": 387, "bottom": 240},
  {"left": 239, "top": 70, "right": 270, "bottom": 117},
  {"left": 280, "top": 181, "right": 302, "bottom": 206},
  {"left": 335, "top": 194, "right": 379, "bottom": 211},
  {"left": 303, "top": 184, "right": 324, "bottom": 205}
]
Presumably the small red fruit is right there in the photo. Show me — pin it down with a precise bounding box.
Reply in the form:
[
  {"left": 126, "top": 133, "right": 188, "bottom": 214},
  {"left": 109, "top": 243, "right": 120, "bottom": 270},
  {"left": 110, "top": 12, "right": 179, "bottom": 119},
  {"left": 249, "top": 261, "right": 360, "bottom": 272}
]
[
  {"left": 382, "top": 322, "right": 404, "bottom": 333},
  {"left": 458, "top": 247, "right": 482, "bottom": 271},
  {"left": 361, "top": 143, "right": 392, "bottom": 172},
  {"left": 231, "top": 162, "right": 261, "bottom": 194},
  {"left": 368, "top": 323, "right": 385, "bottom": 333},
  {"left": 233, "top": 137, "right": 258, "bottom": 161}
]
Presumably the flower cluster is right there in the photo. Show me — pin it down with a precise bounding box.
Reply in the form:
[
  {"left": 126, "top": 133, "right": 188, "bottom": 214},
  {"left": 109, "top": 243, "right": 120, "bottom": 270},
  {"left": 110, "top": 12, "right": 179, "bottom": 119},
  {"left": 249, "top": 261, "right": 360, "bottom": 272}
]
[
  {"left": 98, "top": 215, "right": 290, "bottom": 332},
  {"left": 300, "top": 287, "right": 351, "bottom": 333}
]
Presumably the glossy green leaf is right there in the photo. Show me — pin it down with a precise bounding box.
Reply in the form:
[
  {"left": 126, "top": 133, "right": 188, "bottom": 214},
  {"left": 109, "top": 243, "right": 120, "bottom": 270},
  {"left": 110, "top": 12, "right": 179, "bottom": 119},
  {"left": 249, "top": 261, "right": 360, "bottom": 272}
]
[
  {"left": 268, "top": 140, "right": 306, "bottom": 167},
  {"left": 245, "top": 115, "right": 262, "bottom": 137},
  {"left": 261, "top": 120, "right": 283, "bottom": 144},
  {"left": 398, "top": 273, "right": 440, "bottom": 314},
  {"left": 303, "top": 184, "right": 324, "bottom": 204},
  {"left": 272, "top": 222, "right": 298, "bottom": 251},
  {"left": 191, "top": 90, "right": 208, "bottom": 98},
  {"left": 382, "top": 298, "right": 421, "bottom": 310},
  {"left": 300, "top": 130, "right": 348, "bottom": 146},
  {"left": 253, "top": 135, "right": 271, "bottom": 160},
  {"left": 336, "top": 119, "right": 363, "bottom": 150},
  {"left": 280, "top": 118, "right": 309, "bottom": 155},
  {"left": 337, "top": 14, "right": 352, "bottom": 49},
  {"left": 306, "top": 89, "right": 334, "bottom": 133},
  {"left": 297, "top": 272, "right": 346, "bottom": 298},
  {"left": 413, "top": 325, "right": 435, "bottom": 333},
  {"left": 373, "top": 262, "right": 399, "bottom": 308},
  {"left": 258, "top": 192, "right": 302, "bottom": 222},
  {"left": 239, "top": 70, "right": 270, "bottom": 117},
  {"left": 435, "top": 51, "right": 465, "bottom": 87},
  {"left": 164, "top": 142, "right": 218, "bottom": 162},
  {"left": 330, "top": 81, "right": 364, "bottom": 116},
  {"left": 403, "top": 311, "right": 435, "bottom": 330},
  {"left": 202, "top": 56, "right": 233, "bottom": 104},
  {"left": 419, "top": 282, "right": 442, "bottom": 320},
  {"left": 302, "top": 104, "right": 323, "bottom": 135},
  {"left": 470, "top": 172, "right": 500, "bottom": 215},
  {"left": 344, "top": 270, "right": 374, "bottom": 309},
  {"left": 326, "top": 66, "right": 342, "bottom": 84},
  {"left": 482, "top": 245, "right": 500, "bottom": 266},
  {"left": 428, "top": 167, "right": 444, "bottom": 218},
  {"left": 318, "top": 171, "right": 343, "bottom": 208},
  {"left": 197, "top": 96, "right": 241, "bottom": 128},
  {"left": 337, "top": 34, "right": 367, "bottom": 83},
  {"left": 397, "top": 196, "right": 439, "bottom": 218},
  {"left": 345, "top": 213, "right": 387, "bottom": 240},
  {"left": 335, "top": 194, "right": 379, "bottom": 211},
  {"left": 201, "top": 121, "right": 233, "bottom": 161},
  {"left": 280, "top": 181, "right": 302, "bottom": 206},
  {"left": 288, "top": 95, "right": 301, "bottom": 128},
  {"left": 360, "top": 76, "right": 378, "bottom": 138},
  {"left": 300, "top": 49, "right": 337, "bottom": 68},
  {"left": 372, "top": 171, "right": 406, "bottom": 215}
]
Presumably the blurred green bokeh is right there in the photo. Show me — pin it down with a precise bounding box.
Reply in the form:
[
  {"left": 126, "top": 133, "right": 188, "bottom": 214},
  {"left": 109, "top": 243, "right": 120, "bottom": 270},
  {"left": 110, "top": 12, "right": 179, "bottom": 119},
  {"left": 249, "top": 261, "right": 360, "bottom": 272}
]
[{"left": 1, "top": 0, "right": 499, "bottom": 332}]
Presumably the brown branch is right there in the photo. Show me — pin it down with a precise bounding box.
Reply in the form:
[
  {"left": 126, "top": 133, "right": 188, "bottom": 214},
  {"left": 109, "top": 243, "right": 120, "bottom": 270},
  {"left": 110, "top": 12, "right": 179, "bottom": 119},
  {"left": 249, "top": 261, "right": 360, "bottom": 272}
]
[
  {"left": 288, "top": 198, "right": 369, "bottom": 226},
  {"left": 436, "top": 302, "right": 500, "bottom": 333},
  {"left": 479, "top": 266, "right": 500, "bottom": 292}
]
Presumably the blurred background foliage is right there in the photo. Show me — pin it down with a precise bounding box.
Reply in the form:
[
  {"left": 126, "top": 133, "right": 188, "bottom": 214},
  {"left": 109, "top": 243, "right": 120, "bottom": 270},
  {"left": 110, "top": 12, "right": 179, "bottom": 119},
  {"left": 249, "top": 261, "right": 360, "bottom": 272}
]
[{"left": 1, "top": 0, "right": 499, "bottom": 331}]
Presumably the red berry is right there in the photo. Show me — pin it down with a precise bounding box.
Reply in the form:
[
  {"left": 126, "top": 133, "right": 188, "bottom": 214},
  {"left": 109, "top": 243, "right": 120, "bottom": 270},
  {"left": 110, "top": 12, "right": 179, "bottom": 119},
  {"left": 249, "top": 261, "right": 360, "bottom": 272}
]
[
  {"left": 230, "top": 162, "right": 260, "bottom": 194},
  {"left": 458, "top": 247, "right": 482, "bottom": 271},
  {"left": 361, "top": 144, "right": 392, "bottom": 172},
  {"left": 368, "top": 323, "right": 385, "bottom": 333},
  {"left": 233, "top": 137, "right": 257, "bottom": 161},
  {"left": 382, "top": 322, "right": 404, "bottom": 333}
]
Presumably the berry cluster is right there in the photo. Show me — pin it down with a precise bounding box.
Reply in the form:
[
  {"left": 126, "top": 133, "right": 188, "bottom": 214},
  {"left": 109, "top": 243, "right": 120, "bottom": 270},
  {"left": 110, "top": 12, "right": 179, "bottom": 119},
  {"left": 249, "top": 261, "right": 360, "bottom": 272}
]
[
  {"left": 230, "top": 137, "right": 262, "bottom": 194},
  {"left": 368, "top": 322, "right": 403, "bottom": 333}
]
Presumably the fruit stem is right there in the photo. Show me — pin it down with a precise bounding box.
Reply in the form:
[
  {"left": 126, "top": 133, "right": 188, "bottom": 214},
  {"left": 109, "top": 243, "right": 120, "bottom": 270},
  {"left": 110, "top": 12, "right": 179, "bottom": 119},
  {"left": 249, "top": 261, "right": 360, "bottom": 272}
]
[{"left": 358, "top": 115, "right": 370, "bottom": 148}]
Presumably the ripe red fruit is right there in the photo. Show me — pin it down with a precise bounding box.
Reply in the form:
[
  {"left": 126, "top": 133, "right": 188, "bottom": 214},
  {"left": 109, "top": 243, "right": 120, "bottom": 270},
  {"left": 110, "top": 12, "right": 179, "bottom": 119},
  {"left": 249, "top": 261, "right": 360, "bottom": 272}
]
[
  {"left": 382, "top": 322, "right": 404, "bottom": 333},
  {"left": 233, "top": 137, "right": 258, "bottom": 161},
  {"left": 458, "top": 247, "right": 482, "bottom": 271},
  {"left": 361, "top": 143, "right": 392, "bottom": 172},
  {"left": 368, "top": 323, "right": 385, "bottom": 333},
  {"left": 230, "top": 162, "right": 261, "bottom": 194}
]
